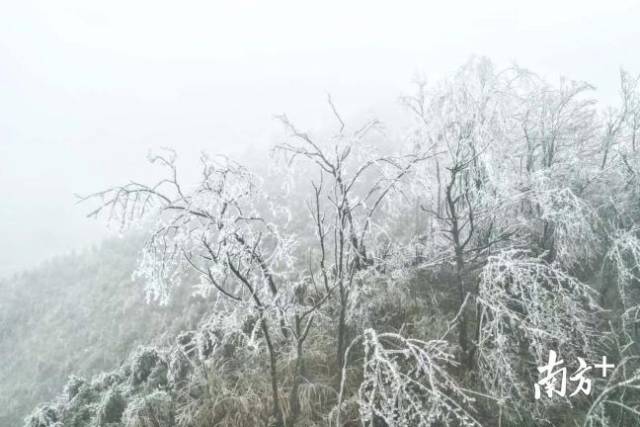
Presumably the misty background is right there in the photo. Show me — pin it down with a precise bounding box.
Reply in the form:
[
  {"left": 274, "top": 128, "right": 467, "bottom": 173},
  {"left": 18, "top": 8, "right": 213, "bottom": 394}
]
[{"left": 1, "top": 0, "right": 639, "bottom": 278}]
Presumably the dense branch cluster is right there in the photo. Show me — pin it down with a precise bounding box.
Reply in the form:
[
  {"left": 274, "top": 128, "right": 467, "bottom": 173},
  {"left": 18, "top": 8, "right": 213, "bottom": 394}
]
[
  {"left": 336, "top": 330, "right": 482, "bottom": 427},
  {"left": 476, "top": 250, "right": 601, "bottom": 417}
]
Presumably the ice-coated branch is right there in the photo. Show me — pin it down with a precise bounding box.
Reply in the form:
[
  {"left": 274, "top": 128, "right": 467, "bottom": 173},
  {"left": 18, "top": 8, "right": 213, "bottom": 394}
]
[{"left": 335, "top": 329, "right": 483, "bottom": 427}]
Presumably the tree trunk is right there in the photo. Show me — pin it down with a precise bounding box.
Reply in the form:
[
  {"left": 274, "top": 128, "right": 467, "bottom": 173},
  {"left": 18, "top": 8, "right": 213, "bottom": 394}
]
[{"left": 261, "top": 319, "right": 284, "bottom": 426}]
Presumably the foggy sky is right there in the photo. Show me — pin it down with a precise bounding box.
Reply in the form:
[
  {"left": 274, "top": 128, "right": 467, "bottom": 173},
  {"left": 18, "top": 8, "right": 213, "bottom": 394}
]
[{"left": 1, "top": 0, "right": 639, "bottom": 277}]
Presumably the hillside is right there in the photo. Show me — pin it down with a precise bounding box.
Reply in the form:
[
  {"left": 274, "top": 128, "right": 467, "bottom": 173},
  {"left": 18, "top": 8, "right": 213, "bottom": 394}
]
[
  {"left": 0, "top": 235, "right": 211, "bottom": 426},
  {"left": 12, "top": 59, "right": 640, "bottom": 427}
]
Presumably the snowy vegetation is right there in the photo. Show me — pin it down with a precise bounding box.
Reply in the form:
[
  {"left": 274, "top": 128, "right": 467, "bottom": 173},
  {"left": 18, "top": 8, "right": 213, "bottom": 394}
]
[
  {"left": 14, "top": 58, "right": 640, "bottom": 426},
  {"left": 0, "top": 237, "right": 212, "bottom": 426}
]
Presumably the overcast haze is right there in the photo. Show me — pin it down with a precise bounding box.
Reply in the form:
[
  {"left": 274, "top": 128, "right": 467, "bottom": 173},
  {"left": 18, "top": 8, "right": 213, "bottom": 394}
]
[{"left": 1, "top": 0, "right": 639, "bottom": 277}]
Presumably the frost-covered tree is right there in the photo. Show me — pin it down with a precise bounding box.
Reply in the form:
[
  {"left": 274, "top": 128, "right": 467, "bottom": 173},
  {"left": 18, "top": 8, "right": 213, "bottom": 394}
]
[
  {"left": 81, "top": 103, "right": 431, "bottom": 425},
  {"left": 274, "top": 101, "right": 431, "bottom": 380},
  {"left": 403, "top": 59, "right": 521, "bottom": 367},
  {"left": 45, "top": 58, "right": 640, "bottom": 427},
  {"left": 81, "top": 151, "right": 300, "bottom": 424}
]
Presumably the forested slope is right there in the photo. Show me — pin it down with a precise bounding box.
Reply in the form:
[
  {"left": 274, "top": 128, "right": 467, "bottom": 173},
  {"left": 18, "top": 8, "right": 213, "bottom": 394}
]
[
  {"left": 15, "top": 58, "right": 640, "bottom": 426},
  {"left": 0, "top": 236, "right": 211, "bottom": 426}
]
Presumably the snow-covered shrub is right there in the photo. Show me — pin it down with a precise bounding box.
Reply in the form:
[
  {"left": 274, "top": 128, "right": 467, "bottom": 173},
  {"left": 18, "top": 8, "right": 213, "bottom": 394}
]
[
  {"left": 91, "top": 372, "right": 123, "bottom": 392},
  {"left": 476, "top": 249, "right": 602, "bottom": 420},
  {"left": 336, "top": 329, "right": 482, "bottom": 427},
  {"left": 23, "top": 406, "right": 60, "bottom": 427},
  {"left": 63, "top": 404, "right": 96, "bottom": 427},
  {"left": 123, "top": 391, "right": 174, "bottom": 427},
  {"left": 167, "top": 347, "right": 192, "bottom": 387},
  {"left": 147, "top": 361, "right": 169, "bottom": 390},
  {"left": 63, "top": 375, "right": 87, "bottom": 402},
  {"left": 176, "top": 331, "right": 198, "bottom": 358},
  {"left": 130, "top": 347, "right": 161, "bottom": 386},
  {"left": 95, "top": 388, "right": 127, "bottom": 426}
]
